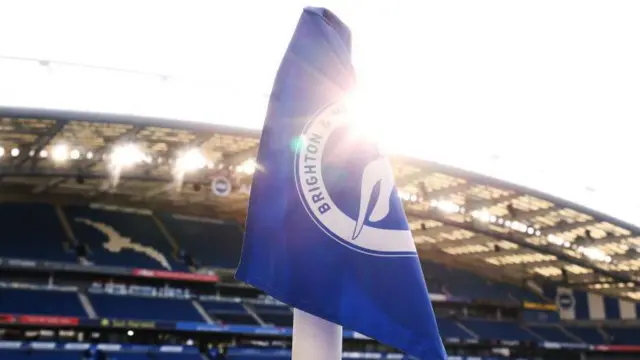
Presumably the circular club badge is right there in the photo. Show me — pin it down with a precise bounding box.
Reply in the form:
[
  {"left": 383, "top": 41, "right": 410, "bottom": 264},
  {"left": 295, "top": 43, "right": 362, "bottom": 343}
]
[{"left": 293, "top": 103, "right": 416, "bottom": 256}]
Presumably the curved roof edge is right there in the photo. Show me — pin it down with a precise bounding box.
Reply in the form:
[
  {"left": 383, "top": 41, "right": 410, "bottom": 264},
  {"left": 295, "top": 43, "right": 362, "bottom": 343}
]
[{"left": 1, "top": 105, "right": 636, "bottom": 236}]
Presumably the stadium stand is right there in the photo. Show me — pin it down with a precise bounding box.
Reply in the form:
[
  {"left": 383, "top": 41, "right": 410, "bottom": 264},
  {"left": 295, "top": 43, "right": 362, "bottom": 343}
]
[
  {"left": 0, "top": 288, "right": 86, "bottom": 317},
  {"left": 200, "top": 299, "right": 258, "bottom": 325},
  {"left": 421, "top": 261, "right": 543, "bottom": 303},
  {"left": 250, "top": 302, "right": 293, "bottom": 327},
  {"left": 603, "top": 326, "right": 640, "bottom": 345},
  {"left": 435, "top": 318, "right": 475, "bottom": 340},
  {"left": 3, "top": 203, "right": 640, "bottom": 359},
  {"left": 88, "top": 293, "right": 204, "bottom": 322},
  {"left": 563, "top": 325, "right": 608, "bottom": 344},
  {"left": 157, "top": 213, "right": 244, "bottom": 269},
  {"left": 526, "top": 325, "right": 578, "bottom": 343},
  {"left": 0, "top": 203, "right": 74, "bottom": 262},
  {"left": 459, "top": 319, "right": 535, "bottom": 341},
  {"left": 65, "top": 206, "right": 186, "bottom": 271}
]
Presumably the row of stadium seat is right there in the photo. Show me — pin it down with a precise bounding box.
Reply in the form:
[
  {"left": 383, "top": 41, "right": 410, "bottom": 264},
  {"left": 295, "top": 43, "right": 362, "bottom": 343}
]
[
  {"left": 0, "top": 203, "right": 542, "bottom": 303},
  {"left": 421, "top": 261, "right": 543, "bottom": 303},
  {"left": 0, "top": 347, "right": 420, "bottom": 360},
  {"left": 0, "top": 203, "right": 243, "bottom": 270},
  {"left": 1, "top": 288, "right": 637, "bottom": 345}
]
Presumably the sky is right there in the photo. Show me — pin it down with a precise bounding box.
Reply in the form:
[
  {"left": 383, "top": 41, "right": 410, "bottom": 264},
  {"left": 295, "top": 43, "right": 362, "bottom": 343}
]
[{"left": 0, "top": 1, "right": 639, "bottom": 227}]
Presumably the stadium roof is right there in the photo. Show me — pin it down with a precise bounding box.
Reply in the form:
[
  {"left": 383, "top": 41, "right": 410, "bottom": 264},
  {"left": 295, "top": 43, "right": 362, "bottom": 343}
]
[{"left": 1, "top": 107, "right": 638, "bottom": 302}]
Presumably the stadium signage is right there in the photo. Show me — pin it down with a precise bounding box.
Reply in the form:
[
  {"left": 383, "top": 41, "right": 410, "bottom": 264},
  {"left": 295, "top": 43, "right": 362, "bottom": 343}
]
[
  {"left": 100, "top": 318, "right": 156, "bottom": 329},
  {"left": 211, "top": 176, "right": 231, "bottom": 197},
  {"left": 523, "top": 301, "right": 558, "bottom": 311},
  {"left": 0, "top": 314, "right": 79, "bottom": 326},
  {"left": 131, "top": 269, "right": 219, "bottom": 283}
]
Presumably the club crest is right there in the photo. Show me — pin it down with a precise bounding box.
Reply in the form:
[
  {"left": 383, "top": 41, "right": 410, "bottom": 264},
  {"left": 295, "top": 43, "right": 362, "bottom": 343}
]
[{"left": 293, "top": 103, "right": 417, "bottom": 256}]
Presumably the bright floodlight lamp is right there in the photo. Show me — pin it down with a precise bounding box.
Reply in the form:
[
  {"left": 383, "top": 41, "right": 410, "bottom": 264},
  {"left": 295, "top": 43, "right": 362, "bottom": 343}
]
[
  {"left": 51, "top": 144, "right": 69, "bottom": 162},
  {"left": 110, "top": 144, "right": 147, "bottom": 168},
  {"left": 175, "top": 148, "right": 207, "bottom": 173},
  {"left": 10, "top": 148, "right": 19, "bottom": 157},
  {"left": 237, "top": 158, "right": 257, "bottom": 175},
  {"left": 70, "top": 149, "right": 81, "bottom": 160}
]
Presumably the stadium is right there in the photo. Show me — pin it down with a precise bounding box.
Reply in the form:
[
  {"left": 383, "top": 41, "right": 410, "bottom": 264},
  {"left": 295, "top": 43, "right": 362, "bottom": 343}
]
[
  {"left": 0, "top": 103, "right": 638, "bottom": 360},
  {"left": 1, "top": 3, "right": 640, "bottom": 360}
]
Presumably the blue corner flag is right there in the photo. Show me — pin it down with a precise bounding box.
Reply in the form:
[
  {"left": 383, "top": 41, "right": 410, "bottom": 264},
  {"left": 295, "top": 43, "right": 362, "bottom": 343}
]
[{"left": 236, "top": 7, "right": 446, "bottom": 359}]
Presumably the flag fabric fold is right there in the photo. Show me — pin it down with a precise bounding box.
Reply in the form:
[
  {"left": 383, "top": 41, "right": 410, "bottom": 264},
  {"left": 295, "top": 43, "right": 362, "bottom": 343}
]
[{"left": 236, "top": 7, "right": 446, "bottom": 359}]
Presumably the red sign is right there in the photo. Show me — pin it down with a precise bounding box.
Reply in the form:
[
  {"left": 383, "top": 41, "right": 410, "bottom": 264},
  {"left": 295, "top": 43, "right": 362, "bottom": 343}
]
[
  {"left": 18, "top": 315, "right": 79, "bottom": 326},
  {"left": 132, "top": 269, "right": 219, "bottom": 283},
  {"left": 0, "top": 314, "right": 16, "bottom": 323},
  {"left": 0, "top": 314, "right": 78, "bottom": 326},
  {"left": 594, "top": 345, "right": 640, "bottom": 352}
]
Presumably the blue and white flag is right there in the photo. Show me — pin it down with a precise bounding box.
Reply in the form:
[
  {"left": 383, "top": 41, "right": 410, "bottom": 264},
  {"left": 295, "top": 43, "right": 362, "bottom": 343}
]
[{"left": 236, "top": 7, "right": 445, "bottom": 359}]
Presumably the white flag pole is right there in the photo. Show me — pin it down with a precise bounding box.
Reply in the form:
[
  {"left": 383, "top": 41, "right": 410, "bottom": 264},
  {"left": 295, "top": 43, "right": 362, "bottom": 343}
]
[{"left": 292, "top": 308, "right": 343, "bottom": 360}]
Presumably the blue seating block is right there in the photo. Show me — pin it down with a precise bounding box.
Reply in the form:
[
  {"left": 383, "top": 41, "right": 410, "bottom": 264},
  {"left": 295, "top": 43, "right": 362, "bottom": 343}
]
[
  {"left": 89, "top": 293, "right": 203, "bottom": 322},
  {"left": 460, "top": 319, "right": 534, "bottom": 341},
  {"left": 527, "top": 325, "right": 576, "bottom": 342},
  {"left": 0, "top": 203, "right": 73, "bottom": 262},
  {"left": 0, "top": 288, "right": 86, "bottom": 317},
  {"left": 200, "top": 300, "right": 257, "bottom": 325},
  {"left": 564, "top": 326, "right": 606, "bottom": 344},
  {"left": 66, "top": 206, "right": 185, "bottom": 271},
  {"left": 252, "top": 303, "right": 293, "bottom": 327},
  {"left": 436, "top": 318, "right": 475, "bottom": 339},
  {"left": 158, "top": 213, "right": 243, "bottom": 269}
]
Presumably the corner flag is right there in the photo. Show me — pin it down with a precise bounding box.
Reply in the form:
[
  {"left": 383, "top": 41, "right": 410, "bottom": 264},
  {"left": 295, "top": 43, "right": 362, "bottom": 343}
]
[{"left": 236, "top": 7, "right": 446, "bottom": 359}]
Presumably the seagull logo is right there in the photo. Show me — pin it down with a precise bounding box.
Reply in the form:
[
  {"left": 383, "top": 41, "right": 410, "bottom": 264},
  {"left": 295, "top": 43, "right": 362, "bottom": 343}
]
[
  {"left": 75, "top": 218, "right": 172, "bottom": 270},
  {"left": 352, "top": 157, "right": 394, "bottom": 240},
  {"left": 294, "top": 103, "right": 417, "bottom": 256}
]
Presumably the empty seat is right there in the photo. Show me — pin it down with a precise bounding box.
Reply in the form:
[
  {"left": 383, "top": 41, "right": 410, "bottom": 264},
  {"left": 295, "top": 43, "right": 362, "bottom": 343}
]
[
  {"left": 28, "top": 350, "right": 83, "bottom": 360},
  {"left": 158, "top": 213, "right": 243, "bottom": 269},
  {"left": 0, "top": 203, "right": 74, "bottom": 262},
  {"left": 460, "top": 319, "right": 535, "bottom": 341},
  {"left": 252, "top": 303, "right": 293, "bottom": 327},
  {"left": 0, "top": 288, "right": 86, "bottom": 317},
  {"left": 225, "top": 348, "right": 291, "bottom": 360},
  {"left": 88, "top": 293, "right": 203, "bottom": 322},
  {"left": 528, "top": 325, "right": 576, "bottom": 342},
  {"left": 564, "top": 326, "right": 606, "bottom": 344},
  {"left": 0, "top": 349, "right": 28, "bottom": 360},
  {"left": 436, "top": 318, "right": 475, "bottom": 339},
  {"left": 604, "top": 327, "right": 640, "bottom": 345},
  {"left": 66, "top": 206, "right": 185, "bottom": 271},
  {"left": 155, "top": 353, "right": 203, "bottom": 360},
  {"left": 200, "top": 300, "right": 257, "bottom": 325},
  {"left": 421, "top": 261, "right": 541, "bottom": 302}
]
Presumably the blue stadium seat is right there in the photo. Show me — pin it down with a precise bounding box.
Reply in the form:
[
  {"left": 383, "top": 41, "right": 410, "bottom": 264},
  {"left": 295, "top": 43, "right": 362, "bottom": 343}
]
[
  {"left": 0, "top": 203, "right": 74, "bottom": 262},
  {"left": 0, "top": 288, "right": 86, "bottom": 317},
  {"left": 604, "top": 326, "right": 640, "bottom": 345},
  {"left": 157, "top": 213, "right": 243, "bottom": 268},
  {"left": 225, "top": 348, "right": 291, "bottom": 360},
  {"left": 460, "top": 319, "right": 535, "bottom": 341},
  {"left": 27, "top": 350, "right": 83, "bottom": 360},
  {"left": 421, "top": 261, "right": 541, "bottom": 302},
  {"left": 251, "top": 303, "right": 293, "bottom": 327},
  {"left": 0, "top": 349, "right": 27, "bottom": 360},
  {"left": 155, "top": 353, "right": 203, "bottom": 360},
  {"left": 65, "top": 206, "right": 186, "bottom": 271},
  {"left": 200, "top": 300, "right": 257, "bottom": 325},
  {"left": 436, "top": 318, "right": 475, "bottom": 339},
  {"left": 564, "top": 326, "right": 606, "bottom": 344},
  {"left": 88, "top": 293, "right": 204, "bottom": 322},
  {"left": 105, "top": 353, "right": 149, "bottom": 360},
  {"left": 527, "top": 325, "right": 577, "bottom": 342}
]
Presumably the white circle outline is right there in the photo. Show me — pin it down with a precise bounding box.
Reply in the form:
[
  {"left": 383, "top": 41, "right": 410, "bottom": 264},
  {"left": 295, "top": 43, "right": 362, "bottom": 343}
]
[{"left": 293, "top": 103, "right": 417, "bottom": 257}]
